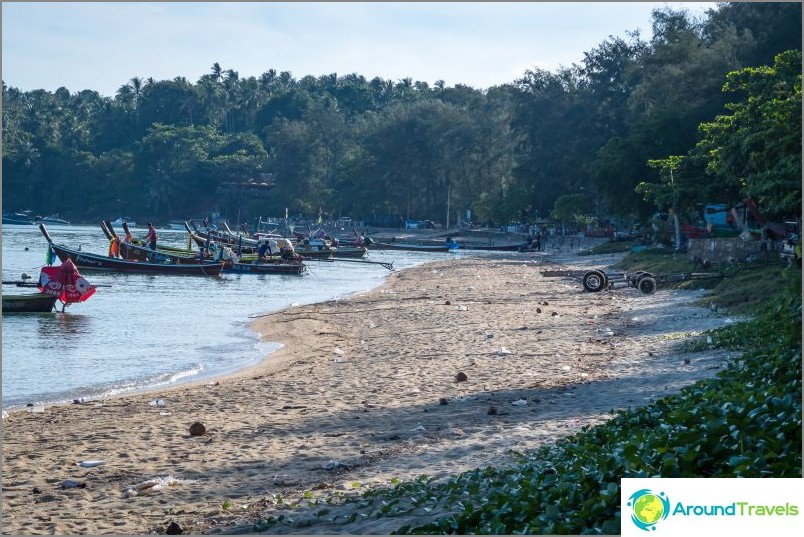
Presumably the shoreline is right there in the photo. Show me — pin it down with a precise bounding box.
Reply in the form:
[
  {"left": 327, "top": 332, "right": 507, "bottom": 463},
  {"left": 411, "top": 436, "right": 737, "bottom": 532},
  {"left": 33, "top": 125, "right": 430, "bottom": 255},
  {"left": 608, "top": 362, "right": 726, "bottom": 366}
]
[
  {"left": 0, "top": 262, "right": 396, "bottom": 411},
  {"left": 1, "top": 250, "right": 736, "bottom": 535}
]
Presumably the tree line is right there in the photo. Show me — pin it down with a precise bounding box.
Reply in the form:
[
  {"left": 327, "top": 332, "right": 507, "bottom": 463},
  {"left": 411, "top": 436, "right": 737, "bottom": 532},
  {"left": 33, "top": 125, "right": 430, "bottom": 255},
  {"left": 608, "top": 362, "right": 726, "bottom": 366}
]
[{"left": 2, "top": 2, "right": 800, "bottom": 228}]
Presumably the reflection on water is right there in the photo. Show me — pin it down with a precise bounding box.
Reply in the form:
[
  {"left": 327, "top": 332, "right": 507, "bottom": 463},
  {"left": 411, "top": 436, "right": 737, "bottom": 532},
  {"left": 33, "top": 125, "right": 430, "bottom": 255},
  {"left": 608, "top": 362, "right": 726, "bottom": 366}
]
[{"left": 36, "top": 312, "right": 93, "bottom": 341}]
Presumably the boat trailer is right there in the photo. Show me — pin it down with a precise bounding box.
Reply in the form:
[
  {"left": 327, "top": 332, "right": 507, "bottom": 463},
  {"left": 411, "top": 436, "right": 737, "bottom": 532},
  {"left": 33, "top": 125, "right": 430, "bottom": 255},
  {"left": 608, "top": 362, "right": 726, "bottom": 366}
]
[{"left": 578, "top": 269, "right": 729, "bottom": 294}]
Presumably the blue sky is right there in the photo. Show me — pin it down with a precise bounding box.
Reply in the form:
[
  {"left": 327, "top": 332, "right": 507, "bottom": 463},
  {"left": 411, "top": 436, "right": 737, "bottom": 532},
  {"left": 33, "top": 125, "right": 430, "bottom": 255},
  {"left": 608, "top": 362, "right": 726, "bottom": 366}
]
[{"left": 2, "top": 2, "right": 717, "bottom": 97}]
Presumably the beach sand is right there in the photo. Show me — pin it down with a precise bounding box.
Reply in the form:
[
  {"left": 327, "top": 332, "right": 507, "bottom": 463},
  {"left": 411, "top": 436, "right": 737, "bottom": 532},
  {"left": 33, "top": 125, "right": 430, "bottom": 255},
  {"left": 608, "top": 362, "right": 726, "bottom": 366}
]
[{"left": 1, "top": 250, "right": 738, "bottom": 535}]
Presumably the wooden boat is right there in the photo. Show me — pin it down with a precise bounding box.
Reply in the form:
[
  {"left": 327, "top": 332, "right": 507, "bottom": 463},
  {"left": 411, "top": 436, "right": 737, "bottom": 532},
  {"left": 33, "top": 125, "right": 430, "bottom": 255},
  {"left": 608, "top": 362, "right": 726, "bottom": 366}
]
[
  {"left": 115, "top": 221, "right": 195, "bottom": 256},
  {"left": 39, "top": 224, "right": 225, "bottom": 276},
  {"left": 2, "top": 292, "right": 58, "bottom": 313},
  {"left": 223, "top": 260, "right": 306, "bottom": 276},
  {"left": 186, "top": 221, "right": 261, "bottom": 254},
  {"left": 102, "top": 221, "right": 199, "bottom": 260},
  {"left": 459, "top": 243, "right": 537, "bottom": 252},
  {"left": 117, "top": 239, "right": 215, "bottom": 265},
  {"left": 368, "top": 241, "right": 457, "bottom": 252},
  {"left": 331, "top": 245, "right": 368, "bottom": 258}
]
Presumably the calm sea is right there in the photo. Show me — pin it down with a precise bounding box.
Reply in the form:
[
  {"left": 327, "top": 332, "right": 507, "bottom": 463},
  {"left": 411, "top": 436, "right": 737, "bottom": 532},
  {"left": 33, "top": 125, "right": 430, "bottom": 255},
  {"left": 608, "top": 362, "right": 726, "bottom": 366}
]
[{"left": 1, "top": 224, "right": 463, "bottom": 409}]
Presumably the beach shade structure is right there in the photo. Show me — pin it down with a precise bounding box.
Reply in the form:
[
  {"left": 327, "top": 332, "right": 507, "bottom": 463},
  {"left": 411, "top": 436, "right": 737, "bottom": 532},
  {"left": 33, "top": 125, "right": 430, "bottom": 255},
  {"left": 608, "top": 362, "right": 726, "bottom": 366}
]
[{"left": 37, "top": 259, "right": 97, "bottom": 307}]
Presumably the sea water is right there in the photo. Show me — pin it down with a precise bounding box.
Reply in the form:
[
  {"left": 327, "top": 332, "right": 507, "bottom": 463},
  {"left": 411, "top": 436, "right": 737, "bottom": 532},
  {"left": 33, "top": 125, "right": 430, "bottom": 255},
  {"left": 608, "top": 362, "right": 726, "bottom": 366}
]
[{"left": 1, "top": 224, "right": 460, "bottom": 409}]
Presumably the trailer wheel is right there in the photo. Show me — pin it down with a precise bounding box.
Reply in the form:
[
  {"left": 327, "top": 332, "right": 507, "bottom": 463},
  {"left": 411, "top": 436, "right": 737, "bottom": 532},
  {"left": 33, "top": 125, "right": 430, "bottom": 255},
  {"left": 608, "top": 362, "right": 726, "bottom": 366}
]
[
  {"left": 638, "top": 276, "right": 657, "bottom": 294},
  {"left": 582, "top": 270, "right": 607, "bottom": 292}
]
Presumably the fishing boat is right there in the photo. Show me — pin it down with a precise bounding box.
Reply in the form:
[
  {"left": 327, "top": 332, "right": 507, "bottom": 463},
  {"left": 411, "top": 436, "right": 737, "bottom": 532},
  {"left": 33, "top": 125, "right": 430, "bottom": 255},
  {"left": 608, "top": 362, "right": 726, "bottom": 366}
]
[
  {"left": 2, "top": 293, "right": 58, "bottom": 313},
  {"left": 104, "top": 221, "right": 198, "bottom": 258},
  {"left": 117, "top": 239, "right": 212, "bottom": 264},
  {"left": 223, "top": 260, "right": 306, "bottom": 275},
  {"left": 458, "top": 242, "right": 538, "bottom": 252},
  {"left": 39, "top": 224, "right": 225, "bottom": 276},
  {"left": 368, "top": 240, "right": 458, "bottom": 252},
  {"left": 186, "top": 221, "right": 261, "bottom": 253}
]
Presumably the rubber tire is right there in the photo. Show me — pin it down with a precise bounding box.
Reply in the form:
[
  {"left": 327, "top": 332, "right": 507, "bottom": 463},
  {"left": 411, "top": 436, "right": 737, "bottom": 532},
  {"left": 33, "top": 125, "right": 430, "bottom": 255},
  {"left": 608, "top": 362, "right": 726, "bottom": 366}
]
[
  {"left": 582, "top": 270, "right": 607, "bottom": 292},
  {"left": 638, "top": 276, "right": 657, "bottom": 294}
]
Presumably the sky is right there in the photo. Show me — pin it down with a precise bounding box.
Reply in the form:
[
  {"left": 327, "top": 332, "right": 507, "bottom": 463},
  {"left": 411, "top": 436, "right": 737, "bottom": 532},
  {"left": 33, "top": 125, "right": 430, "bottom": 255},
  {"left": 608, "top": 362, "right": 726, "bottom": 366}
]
[{"left": 1, "top": 2, "right": 717, "bottom": 97}]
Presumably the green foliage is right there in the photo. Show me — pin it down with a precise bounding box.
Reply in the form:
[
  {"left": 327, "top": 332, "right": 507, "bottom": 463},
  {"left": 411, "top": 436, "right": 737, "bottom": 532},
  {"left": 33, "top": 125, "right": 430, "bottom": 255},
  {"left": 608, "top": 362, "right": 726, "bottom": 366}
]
[
  {"left": 695, "top": 50, "right": 802, "bottom": 219},
  {"left": 2, "top": 5, "right": 800, "bottom": 228},
  {"left": 641, "top": 50, "right": 802, "bottom": 220},
  {"left": 551, "top": 193, "right": 590, "bottom": 222}
]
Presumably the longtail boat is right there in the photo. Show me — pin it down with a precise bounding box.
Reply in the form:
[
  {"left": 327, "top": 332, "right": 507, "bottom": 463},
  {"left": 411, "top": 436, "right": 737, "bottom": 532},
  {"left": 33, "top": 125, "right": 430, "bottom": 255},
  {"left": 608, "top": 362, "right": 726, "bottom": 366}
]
[
  {"left": 185, "top": 222, "right": 352, "bottom": 259},
  {"left": 368, "top": 241, "right": 458, "bottom": 252},
  {"left": 2, "top": 293, "right": 58, "bottom": 313},
  {"left": 101, "top": 221, "right": 204, "bottom": 263},
  {"left": 223, "top": 261, "right": 306, "bottom": 275},
  {"left": 116, "top": 221, "right": 195, "bottom": 256},
  {"left": 185, "top": 222, "right": 261, "bottom": 254},
  {"left": 39, "top": 224, "right": 225, "bottom": 276},
  {"left": 458, "top": 243, "right": 539, "bottom": 252}
]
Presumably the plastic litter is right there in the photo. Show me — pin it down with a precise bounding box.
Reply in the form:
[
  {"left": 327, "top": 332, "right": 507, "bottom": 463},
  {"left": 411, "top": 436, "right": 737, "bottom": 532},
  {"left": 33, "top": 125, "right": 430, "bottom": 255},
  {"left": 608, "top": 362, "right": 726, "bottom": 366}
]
[
  {"left": 333, "top": 347, "right": 344, "bottom": 355},
  {"left": 511, "top": 399, "right": 528, "bottom": 406},
  {"left": 124, "top": 475, "right": 196, "bottom": 498},
  {"left": 28, "top": 406, "right": 45, "bottom": 413},
  {"left": 1, "top": 411, "right": 7, "bottom": 419},
  {"left": 77, "top": 460, "right": 105, "bottom": 468},
  {"left": 148, "top": 399, "right": 166, "bottom": 407},
  {"left": 494, "top": 347, "right": 512, "bottom": 356},
  {"left": 323, "top": 460, "right": 347, "bottom": 471}
]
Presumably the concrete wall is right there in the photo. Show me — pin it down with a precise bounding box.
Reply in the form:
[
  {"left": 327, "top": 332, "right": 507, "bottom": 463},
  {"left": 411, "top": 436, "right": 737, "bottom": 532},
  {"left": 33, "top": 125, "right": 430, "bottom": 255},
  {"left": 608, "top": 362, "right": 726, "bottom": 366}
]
[{"left": 687, "top": 237, "right": 770, "bottom": 265}]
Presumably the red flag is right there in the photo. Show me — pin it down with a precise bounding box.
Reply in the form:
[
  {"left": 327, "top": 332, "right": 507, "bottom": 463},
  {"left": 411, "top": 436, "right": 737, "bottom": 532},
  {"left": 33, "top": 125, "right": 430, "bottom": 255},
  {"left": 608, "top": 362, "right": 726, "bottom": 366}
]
[{"left": 38, "top": 259, "right": 96, "bottom": 304}]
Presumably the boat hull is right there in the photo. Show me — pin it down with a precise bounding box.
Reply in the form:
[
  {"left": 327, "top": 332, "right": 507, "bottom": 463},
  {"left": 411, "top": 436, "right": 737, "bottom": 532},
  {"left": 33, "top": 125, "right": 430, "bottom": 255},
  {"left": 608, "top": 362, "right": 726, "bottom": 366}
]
[
  {"left": 223, "top": 261, "right": 306, "bottom": 275},
  {"left": 2, "top": 293, "right": 58, "bottom": 313},
  {"left": 118, "top": 241, "right": 206, "bottom": 264},
  {"left": 50, "top": 243, "right": 224, "bottom": 276},
  {"left": 369, "top": 242, "right": 454, "bottom": 252},
  {"left": 460, "top": 243, "right": 536, "bottom": 252}
]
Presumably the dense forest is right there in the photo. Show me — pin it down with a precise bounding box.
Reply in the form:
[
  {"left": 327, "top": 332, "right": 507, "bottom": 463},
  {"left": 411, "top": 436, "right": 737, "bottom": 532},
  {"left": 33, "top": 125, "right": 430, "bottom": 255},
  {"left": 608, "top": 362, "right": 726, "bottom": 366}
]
[{"left": 2, "top": 2, "right": 801, "bottom": 228}]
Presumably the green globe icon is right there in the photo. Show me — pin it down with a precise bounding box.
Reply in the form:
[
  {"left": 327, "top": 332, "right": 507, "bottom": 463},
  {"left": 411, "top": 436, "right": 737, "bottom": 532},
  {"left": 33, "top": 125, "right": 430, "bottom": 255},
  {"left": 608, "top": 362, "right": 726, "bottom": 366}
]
[{"left": 633, "top": 494, "right": 664, "bottom": 525}]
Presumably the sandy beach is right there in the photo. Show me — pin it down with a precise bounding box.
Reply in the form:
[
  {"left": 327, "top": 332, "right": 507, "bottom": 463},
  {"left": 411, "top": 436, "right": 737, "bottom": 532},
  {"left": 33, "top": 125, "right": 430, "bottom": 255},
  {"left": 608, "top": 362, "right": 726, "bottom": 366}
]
[{"left": 1, "top": 249, "right": 738, "bottom": 535}]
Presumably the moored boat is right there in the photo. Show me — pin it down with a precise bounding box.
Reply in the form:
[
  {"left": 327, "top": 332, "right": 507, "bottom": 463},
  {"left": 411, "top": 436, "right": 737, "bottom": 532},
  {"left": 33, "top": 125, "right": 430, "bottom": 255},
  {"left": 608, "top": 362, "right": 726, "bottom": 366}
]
[
  {"left": 368, "top": 241, "right": 458, "bottom": 252},
  {"left": 39, "top": 224, "right": 225, "bottom": 276},
  {"left": 458, "top": 242, "right": 538, "bottom": 252},
  {"left": 2, "top": 293, "right": 58, "bottom": 313},
  {"left": 223, "top": 260, "right": 306, "bottom": 276}
]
